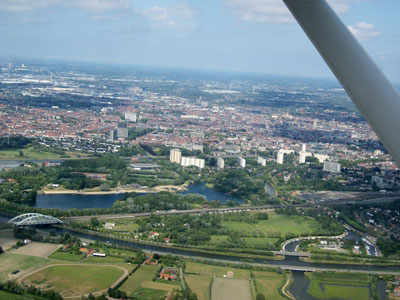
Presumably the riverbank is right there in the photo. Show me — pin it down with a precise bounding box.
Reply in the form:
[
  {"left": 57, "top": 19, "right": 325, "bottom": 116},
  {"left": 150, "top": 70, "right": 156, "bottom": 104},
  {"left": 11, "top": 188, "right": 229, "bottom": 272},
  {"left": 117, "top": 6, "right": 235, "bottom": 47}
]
[{"left": 40, "top": 184, "right": 187, "bottom": 195}]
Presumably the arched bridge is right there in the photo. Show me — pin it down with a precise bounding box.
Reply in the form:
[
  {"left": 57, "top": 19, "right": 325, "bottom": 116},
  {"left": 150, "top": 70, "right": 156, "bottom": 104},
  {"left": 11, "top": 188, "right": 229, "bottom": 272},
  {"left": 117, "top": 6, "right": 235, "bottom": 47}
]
[{"left": 8, "top": 213, "right": 63, "bottom": 226}]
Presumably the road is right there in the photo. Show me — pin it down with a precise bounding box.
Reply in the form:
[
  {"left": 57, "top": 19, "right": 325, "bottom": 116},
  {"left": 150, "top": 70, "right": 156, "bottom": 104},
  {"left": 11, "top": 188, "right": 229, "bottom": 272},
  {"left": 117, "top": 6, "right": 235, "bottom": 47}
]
[{"left": 62, "top": 194, "right": 400, "bottom": 222}]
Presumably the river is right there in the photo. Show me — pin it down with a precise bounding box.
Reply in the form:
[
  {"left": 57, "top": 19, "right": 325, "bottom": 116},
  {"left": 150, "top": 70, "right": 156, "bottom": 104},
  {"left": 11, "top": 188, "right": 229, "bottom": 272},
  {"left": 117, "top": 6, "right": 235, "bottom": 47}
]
[{"left": 33, "top": 182, "right": 242, "bottom": 210}]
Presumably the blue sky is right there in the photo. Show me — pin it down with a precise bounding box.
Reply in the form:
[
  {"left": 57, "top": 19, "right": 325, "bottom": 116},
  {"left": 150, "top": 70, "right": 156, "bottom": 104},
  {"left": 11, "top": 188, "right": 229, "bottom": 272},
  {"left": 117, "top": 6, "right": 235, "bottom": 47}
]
[{"left": 1, "top": 0, "right": 399, "bottom": 81}]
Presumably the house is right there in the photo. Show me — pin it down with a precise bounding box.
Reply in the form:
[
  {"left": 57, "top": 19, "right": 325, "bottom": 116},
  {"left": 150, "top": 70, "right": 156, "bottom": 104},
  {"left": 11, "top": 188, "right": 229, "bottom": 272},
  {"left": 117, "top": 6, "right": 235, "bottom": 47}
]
[
  {"left": 80, "top": 247, "right": 88, "bottom": 254},
  {"left": 163, "top": 238, "right": 171, "bottom": 243},
  {"left": 159, "top": 268, "right": 178, "bottom": 281},
  {"left": 149, "top": 231, "right": 160, "bottom": 239},
  {"left": 394, "top": 287, "right": 400, "bottom": 297},
  {"left": 103, "top": 223, "right": 115, "bottom": 230}
]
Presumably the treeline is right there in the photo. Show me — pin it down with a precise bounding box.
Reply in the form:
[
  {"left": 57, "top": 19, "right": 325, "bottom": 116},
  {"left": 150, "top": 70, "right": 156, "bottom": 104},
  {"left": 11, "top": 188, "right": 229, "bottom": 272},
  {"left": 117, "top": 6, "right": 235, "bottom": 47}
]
[
  {"left": 0, "top": 280, "right": 62, "bottom": 300},
  {"left": 61, "top": 156, "right": 125, "bottom": 172},
  {"left": 0, "top": 136, "right": 32, "bottom": 150}
]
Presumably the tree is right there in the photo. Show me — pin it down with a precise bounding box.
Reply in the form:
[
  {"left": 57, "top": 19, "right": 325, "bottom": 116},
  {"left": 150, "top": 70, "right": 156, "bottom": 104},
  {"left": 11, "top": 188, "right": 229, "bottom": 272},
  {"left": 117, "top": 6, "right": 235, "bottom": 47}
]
[
  {"left": 0, "top": 246, "right": 3, "bottom": 254},
  {"left": 19, "top": 150, "right": 24, "bottom": 157},
  {"left": 90, "top": 217, "right": 100, "bottom": 227},
  {"left": 256, "top": 293, "right": 266, "bottom": 300}
]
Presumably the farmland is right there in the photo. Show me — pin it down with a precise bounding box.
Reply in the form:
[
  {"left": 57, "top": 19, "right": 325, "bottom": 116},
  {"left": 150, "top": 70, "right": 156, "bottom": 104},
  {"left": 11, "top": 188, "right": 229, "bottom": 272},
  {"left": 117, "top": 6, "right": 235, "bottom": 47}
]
[
  {"left": 185, "top": 261, "right": 250, "bottom": 279},
  {"left": 253, "top": 270, "right": 286, "bottom": 300},
  {"left": 211, "top": 278, "right": 251, "bottom": 300},
  {"left": 185, "top": 274, "right": 212, "bottom": 300}
]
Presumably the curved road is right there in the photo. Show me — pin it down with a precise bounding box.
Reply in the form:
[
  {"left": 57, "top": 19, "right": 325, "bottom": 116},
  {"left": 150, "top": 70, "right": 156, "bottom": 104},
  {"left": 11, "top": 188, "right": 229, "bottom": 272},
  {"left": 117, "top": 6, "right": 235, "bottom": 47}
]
[{"left": 17, "top": 263, "right": 129, "bottom": 299}]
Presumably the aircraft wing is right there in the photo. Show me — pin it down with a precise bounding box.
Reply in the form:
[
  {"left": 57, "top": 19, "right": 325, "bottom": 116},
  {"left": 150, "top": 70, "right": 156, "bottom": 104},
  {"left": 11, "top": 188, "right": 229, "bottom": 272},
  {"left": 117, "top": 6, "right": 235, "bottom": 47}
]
[{"left": 283, "top": 0, "right": 400, "bottom": 165}]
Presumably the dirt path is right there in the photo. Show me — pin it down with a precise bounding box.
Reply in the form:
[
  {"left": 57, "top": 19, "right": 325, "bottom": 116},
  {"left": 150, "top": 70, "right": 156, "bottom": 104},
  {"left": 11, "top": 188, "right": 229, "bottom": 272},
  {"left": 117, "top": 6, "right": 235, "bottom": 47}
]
[
  {"left": 282, "top": 274, "right": 295, "bottom": 300},
  {"left": 17, "top": 263, "right": 128, "bottom": 299}
]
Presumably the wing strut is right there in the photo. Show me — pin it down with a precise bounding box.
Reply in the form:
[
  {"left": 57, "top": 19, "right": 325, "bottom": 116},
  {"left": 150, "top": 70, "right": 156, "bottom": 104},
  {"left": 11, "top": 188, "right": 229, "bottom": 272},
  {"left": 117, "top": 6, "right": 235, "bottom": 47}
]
[{"left": 283, "top": 0, "right": 400, "bottom": 165}]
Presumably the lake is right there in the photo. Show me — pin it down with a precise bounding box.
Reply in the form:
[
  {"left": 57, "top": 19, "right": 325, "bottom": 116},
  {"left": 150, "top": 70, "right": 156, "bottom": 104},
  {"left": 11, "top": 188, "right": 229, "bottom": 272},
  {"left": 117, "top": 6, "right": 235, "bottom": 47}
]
[{"left": 33, "top": 182, "right": 242, "bottom": 210}]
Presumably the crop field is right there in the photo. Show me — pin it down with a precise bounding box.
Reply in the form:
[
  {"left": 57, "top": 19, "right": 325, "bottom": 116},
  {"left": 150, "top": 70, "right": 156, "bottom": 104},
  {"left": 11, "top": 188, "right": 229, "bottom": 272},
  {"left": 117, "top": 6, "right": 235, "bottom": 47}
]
[
  {"left": 185, "top": 274, "right": 212, "bottom": 300},
  {"left": 22, "top": 264, "right": 125, "bottom": 297},
  {"left": 0, "top": 229, "right": 18, "bottom": 251},
  {"left": 120, "top": 265, "right": 161, "bottom": 296},
  {"left": 185, "top": 261, "right": 249, "bottom": 279},
  {"left": 306, "top": 272, "right": 372, "bottom": 300},
  {"left": 0, "top": 253, "right": 50, "bottom": 282},
  {"left": 221, "top": 213, "right": 321, "bottom": 237},
  {"left": 253, "top": 270, "right": 286, "bottom": 300},
  {"left": 211, "top": 278, "right": 251, "bottom": 300},
  {"left": 12, "top": 243, "right": 60, "bottom": 258}
]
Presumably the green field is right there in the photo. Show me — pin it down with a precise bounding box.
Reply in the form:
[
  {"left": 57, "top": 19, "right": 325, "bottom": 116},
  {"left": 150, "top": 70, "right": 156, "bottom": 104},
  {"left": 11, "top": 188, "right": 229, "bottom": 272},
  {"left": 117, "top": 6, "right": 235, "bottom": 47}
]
[
  {"left": 243, "top": 237, "right": 279, "bottom": 247},
  {"left": 0, "top": 253, "right": 50, "bottom": 282},
  {"left": 131, "top": 287, "right": 167, "bottom": 300},
  {"left": 23, "top": 265, "right": 124, "bottom": 297},
  {"left": 84, "top": 255, "right": 126, "bottom": 264},
  {"left": 185, "top": 261, "right": 249, "bottom": 279},
  {"left": 306, "top": 272, "right": 372, "bottom": 300},
  {"left": 185, "top": 274, "right": 212, "bottom": 300},
  {"left": 0, "top": 147, "right": 62, "bottom": 160},
  {"left": 48, "top": 251, "right": 84, "bottom": 262},
  {"left": 120, "top": 265, "right": 161, "bottom": 296},
  {"left": 221, "top": 213, "right": 321, "bottom": 237},
  {"left": 253, "top": 270, "right": 286, "bottom": 300}
]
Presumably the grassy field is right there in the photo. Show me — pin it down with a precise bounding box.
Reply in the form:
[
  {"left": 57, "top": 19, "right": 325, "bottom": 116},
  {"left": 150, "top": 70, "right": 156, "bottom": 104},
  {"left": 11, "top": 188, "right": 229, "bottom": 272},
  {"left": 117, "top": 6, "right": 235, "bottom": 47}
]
[
  {"left": 84, "top": 255, "right": 126, "bottom": 264},
  {"left": 185, "top": 274, "right": 212, "bottom": 300},
  {"left": 23, "top": 265, "right": 124, "bottom": 297},
  {"left": 253, "top": 270, "right": 286, "bottom": 300},
  {"left": 243, "top": 237, "right": 279, "bottom": 247},
  {"left": 0, "top": 253, "right": 50, "bottom": 282},
  {"left": 131, "top": 288, "right": 167, "bottom": 300},
  {"left": 306, "top": 272, "right": 372, "bottom": 300},
  {"left": 221, "top": 213, "right": 321, "bottom": 237},
  {"left": 0, "top": 147, "right": 62, "bottom": 159},
  {"left": 185, "top": 261, "right": 249, "bottom": 279},
  {"left": 211, "top": 278, "right": 251, "bottom": 300},
  {"left": 48, "top": 251, "right": 84, "bottom": 262},
  {"left": 120, "top": 265, "right": 160, "bottom": 296}
]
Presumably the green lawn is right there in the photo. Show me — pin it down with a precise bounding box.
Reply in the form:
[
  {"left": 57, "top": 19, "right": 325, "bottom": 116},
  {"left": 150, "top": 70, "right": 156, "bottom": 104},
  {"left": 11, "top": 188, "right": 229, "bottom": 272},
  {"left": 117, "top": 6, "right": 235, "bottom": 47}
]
[
  {"left": 209, "top": 235, "right": 229, "bottom": 245},
  {"left": 222, "top": 213, "right": 321, "bottom": 237},
  {"left": 131, "top": 287, "right": 167, "bottom": 300},
  {"left": 48, "top": 251, "right": 83, "bottom": 262},
  {"left": 0, "top": 253, "right": 50, "bottom": 282},
  {"left": 306, "top": 272, "right": 372, "bottom": 300},
  {"left": 185, "top": 274, "right": 212, "bottom": 300},
  {"left": 23, "top": 265, "right": 124, "bottom": 297},
  {"left": 84, "top": 255, "right": 126, "bottom": 264},
  {"left": 253, "top": 270, "right": 286, "bottom": 300},
  {"left": 0, "top": 147, "right": 62, "bottom": 160},
  {"left": 185, "top": 261, "right": 249, "bottom": 279},
  {"left": 120, "top": 265, "right": 160, "bottom": 296}
]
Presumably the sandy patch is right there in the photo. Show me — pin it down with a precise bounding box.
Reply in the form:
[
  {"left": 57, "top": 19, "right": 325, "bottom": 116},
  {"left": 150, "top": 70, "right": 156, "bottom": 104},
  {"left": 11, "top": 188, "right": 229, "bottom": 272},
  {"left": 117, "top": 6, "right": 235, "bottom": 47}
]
[{"left": 13, "top": 242, "right": 61, "bottom": 258}]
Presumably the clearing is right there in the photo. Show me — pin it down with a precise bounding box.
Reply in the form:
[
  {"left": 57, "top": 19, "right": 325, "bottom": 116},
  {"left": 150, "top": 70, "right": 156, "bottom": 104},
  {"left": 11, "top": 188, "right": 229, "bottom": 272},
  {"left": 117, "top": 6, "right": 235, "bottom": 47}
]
[
  {"left": 12, "top": 242, "right": 60, "bottom": 258},
  {"left": 21, "top": 264, "right": 126, "bottom": 298},
  {"left": 211, "top": 278, "right": 251, "bottom": 300}
]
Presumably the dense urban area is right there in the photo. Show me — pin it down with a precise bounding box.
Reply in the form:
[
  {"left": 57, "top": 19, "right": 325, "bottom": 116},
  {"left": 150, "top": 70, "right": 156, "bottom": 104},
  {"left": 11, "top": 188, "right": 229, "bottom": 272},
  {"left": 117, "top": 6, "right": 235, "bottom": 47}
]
[{"left": 0, "top": 61, "right": 400, "bottom": 300}]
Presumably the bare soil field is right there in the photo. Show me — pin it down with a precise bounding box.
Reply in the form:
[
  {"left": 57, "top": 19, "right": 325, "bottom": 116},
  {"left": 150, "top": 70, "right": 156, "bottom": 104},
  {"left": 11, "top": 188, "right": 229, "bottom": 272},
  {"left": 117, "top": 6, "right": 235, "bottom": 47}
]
[
  {"left": 12, "top": 242, "right": 61, "bottom": 258},
  {"left": 211, "top": 278, "right": 251, "bottom": 300},
  {"left": 0, "top": 229, "right": 18, "bottom": 251}
]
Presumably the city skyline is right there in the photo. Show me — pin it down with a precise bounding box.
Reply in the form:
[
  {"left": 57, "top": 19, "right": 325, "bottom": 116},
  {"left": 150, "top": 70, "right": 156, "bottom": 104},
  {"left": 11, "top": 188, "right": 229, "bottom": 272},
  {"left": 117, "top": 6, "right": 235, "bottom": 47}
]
[{"left": 1, "top": 0, "right": 400, "bottom": 82}]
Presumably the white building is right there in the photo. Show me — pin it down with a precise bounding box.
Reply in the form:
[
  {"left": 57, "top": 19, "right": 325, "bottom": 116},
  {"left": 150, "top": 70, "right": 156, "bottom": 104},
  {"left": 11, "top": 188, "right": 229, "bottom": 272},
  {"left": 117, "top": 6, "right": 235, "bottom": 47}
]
[
  {"left": 299, "top": 151, "right": 311, "bottom": 164},
  {"left": 238, "top": 157, "right": 246, "bottom": 168},
  {"left": 314, "top": 154, "right": 329, "bottom": 163},
  {"left": 170, "top": 149, "right": 182, "bottom": 164},
  {"left": 181, "top": 157, "right": 205, "bottom": 169},
  {"left": 257, "top": 156, "right": 266, "bottom": 167},
  {"left": 277, "top": 149, "right": 294, "bottom": 164},
  {"left": 125, "top": 111, "right": 137, "bottom": 122},
  {"left": 323, "top": 161, "right": 341, "bottom": 173},
  {"left": 217, "top": 157, "right": 225, "bottom": 169}
]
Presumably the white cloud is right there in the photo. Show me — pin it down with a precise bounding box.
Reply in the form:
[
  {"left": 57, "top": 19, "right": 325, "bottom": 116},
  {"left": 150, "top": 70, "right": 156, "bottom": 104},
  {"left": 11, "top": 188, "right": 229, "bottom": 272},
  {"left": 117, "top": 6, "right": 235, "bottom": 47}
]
[
  {"left": 69, "top": 0, "right": 130, "bottom": 14},
  {"left": 142, "top": 2, "right": 197, "bottom": 30},
  {"left": 224, "top": 0, "right": 355, "bottom": 24},
  {"left": 348, "top": 22, "right": 381, "bottom": 41},
  {"left": 0, "top": 0, "right": 130, "bottom": 14},
  {"left": 0, "top": 0, "right": 60, "bottom": 12}
]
